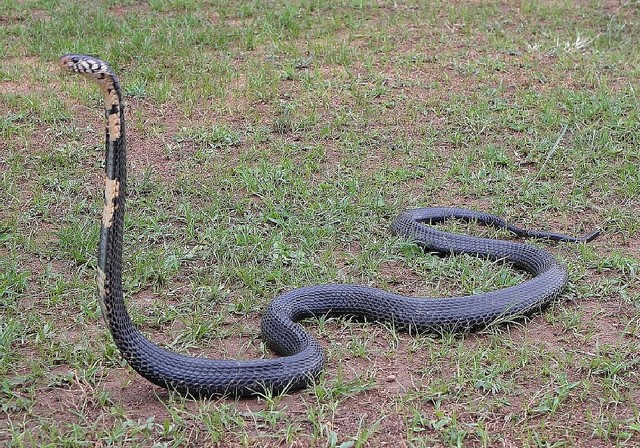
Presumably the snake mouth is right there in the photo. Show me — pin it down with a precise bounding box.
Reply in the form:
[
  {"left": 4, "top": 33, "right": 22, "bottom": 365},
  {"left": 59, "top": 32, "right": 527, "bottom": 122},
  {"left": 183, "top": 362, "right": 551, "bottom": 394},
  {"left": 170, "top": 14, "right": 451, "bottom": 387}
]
[{"left": 60, "top": 54, "right": 110, "bottom": 76}]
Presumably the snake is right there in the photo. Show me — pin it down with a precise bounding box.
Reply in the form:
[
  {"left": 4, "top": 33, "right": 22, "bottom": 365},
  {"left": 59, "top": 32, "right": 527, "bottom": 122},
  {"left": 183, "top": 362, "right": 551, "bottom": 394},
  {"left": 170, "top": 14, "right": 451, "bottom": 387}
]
[{"left": 60, "top": 54, "right": 600, "bottom": 398}]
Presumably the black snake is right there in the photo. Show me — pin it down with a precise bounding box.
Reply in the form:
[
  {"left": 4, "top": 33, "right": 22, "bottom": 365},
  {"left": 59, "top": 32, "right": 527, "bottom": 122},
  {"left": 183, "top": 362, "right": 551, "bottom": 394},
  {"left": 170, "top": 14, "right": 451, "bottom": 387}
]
[{"left": 60, "top": 54, "right": 599, "bottom": 398}]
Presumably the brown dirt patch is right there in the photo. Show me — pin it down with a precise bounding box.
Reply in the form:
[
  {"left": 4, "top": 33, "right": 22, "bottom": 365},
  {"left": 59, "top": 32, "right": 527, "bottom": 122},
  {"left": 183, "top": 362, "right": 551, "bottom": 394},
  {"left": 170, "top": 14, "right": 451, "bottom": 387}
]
[
  {"left": 108, "top": 1, "right": 152, "bottom": 18},
  {"left": 0, "top": 80, "right": 43, "bottom": 94}
]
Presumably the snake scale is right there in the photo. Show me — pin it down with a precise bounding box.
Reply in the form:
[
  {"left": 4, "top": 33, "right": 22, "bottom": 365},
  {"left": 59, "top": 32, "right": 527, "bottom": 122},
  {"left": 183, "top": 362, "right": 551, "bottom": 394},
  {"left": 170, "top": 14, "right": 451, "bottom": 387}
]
[{"left": 60, "top": 54, "right": 599, "bottom": 398}]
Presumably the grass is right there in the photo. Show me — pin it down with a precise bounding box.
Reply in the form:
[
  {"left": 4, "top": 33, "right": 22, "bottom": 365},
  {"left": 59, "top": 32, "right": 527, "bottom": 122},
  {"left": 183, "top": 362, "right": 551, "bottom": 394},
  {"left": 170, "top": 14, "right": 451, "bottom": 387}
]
[{"left": 1, "top": 0, "right": 639, "bottom": 446}]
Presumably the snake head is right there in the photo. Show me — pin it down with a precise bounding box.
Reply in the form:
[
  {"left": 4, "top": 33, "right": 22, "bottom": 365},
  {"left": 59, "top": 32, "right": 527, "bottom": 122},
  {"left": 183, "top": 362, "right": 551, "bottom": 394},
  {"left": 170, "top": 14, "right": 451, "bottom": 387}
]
[{"left": 60, "top": 54, "right": 112, "bottom": 77}]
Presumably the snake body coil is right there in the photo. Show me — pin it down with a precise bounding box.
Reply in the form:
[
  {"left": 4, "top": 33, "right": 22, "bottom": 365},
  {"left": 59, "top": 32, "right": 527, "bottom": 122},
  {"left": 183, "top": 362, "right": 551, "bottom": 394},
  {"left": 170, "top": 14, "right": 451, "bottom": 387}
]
[{"left": 60, "top": 54, "right": 599, "bottom": 397}]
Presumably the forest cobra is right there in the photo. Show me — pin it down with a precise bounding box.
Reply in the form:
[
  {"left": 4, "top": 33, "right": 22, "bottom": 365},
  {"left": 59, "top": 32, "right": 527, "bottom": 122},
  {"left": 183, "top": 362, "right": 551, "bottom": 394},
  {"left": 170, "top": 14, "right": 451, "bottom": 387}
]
[{"left": 60, "top": 54, "right": 599, "bottom": 398}]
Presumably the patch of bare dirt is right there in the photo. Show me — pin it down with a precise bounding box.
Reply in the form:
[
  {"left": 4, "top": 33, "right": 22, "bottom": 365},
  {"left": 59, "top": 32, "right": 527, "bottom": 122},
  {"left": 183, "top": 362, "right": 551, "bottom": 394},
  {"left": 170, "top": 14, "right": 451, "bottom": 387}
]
[
  {"left": 377, "top": 260, "right": 428, "bottom": 294},
  {"left": 125, "top": 103, "right": 186, "bottom": 181},
  {"left": 0, "top": 80, "right": 43, "bottom": 94},
  {"left": 1, "top": 56, "right": 52, "bottom": 95},
  {"left": 108, "top": 1, "right": 151, "bottom": 18},
  {"left": 1, "top": 9, "right": 49, "bottom": 25},
  {"left": 2, "top": 55, "right": 42, "bottom": 68}
]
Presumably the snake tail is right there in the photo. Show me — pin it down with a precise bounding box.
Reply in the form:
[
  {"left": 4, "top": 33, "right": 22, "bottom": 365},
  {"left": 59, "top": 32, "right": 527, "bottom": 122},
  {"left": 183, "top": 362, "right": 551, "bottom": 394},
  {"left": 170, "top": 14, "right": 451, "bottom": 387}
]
[{"left": 60, "top": 54, "right": 599, "bottom": 398}]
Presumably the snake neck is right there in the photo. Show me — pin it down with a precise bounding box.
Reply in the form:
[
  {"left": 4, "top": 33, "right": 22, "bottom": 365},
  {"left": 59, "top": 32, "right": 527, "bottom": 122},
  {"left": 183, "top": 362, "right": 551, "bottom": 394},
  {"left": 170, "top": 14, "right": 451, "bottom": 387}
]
[{"left": 95, "top": 71, "right": 131, "bottom": 337}]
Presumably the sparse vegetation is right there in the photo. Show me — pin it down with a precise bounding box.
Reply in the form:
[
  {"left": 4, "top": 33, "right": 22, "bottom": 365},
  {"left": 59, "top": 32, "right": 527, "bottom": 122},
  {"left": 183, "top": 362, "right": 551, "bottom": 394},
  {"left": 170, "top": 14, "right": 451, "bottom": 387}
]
[{"left": 1, "top": 0, "right": 639, "bottom": 446}]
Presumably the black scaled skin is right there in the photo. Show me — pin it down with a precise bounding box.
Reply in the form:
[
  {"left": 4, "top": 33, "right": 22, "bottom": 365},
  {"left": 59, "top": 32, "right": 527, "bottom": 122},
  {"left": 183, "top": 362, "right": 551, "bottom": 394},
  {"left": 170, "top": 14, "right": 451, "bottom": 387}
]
[{"left": 60, "top": 54, "right": 600, "bottom": 398}]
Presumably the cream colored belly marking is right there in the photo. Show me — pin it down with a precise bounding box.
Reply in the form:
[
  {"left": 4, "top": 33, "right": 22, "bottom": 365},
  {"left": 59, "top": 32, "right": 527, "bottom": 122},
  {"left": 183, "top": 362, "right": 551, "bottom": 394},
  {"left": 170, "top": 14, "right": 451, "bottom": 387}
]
[{"left": 102, "top": 177, "right": 120, "bottom": 228}]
